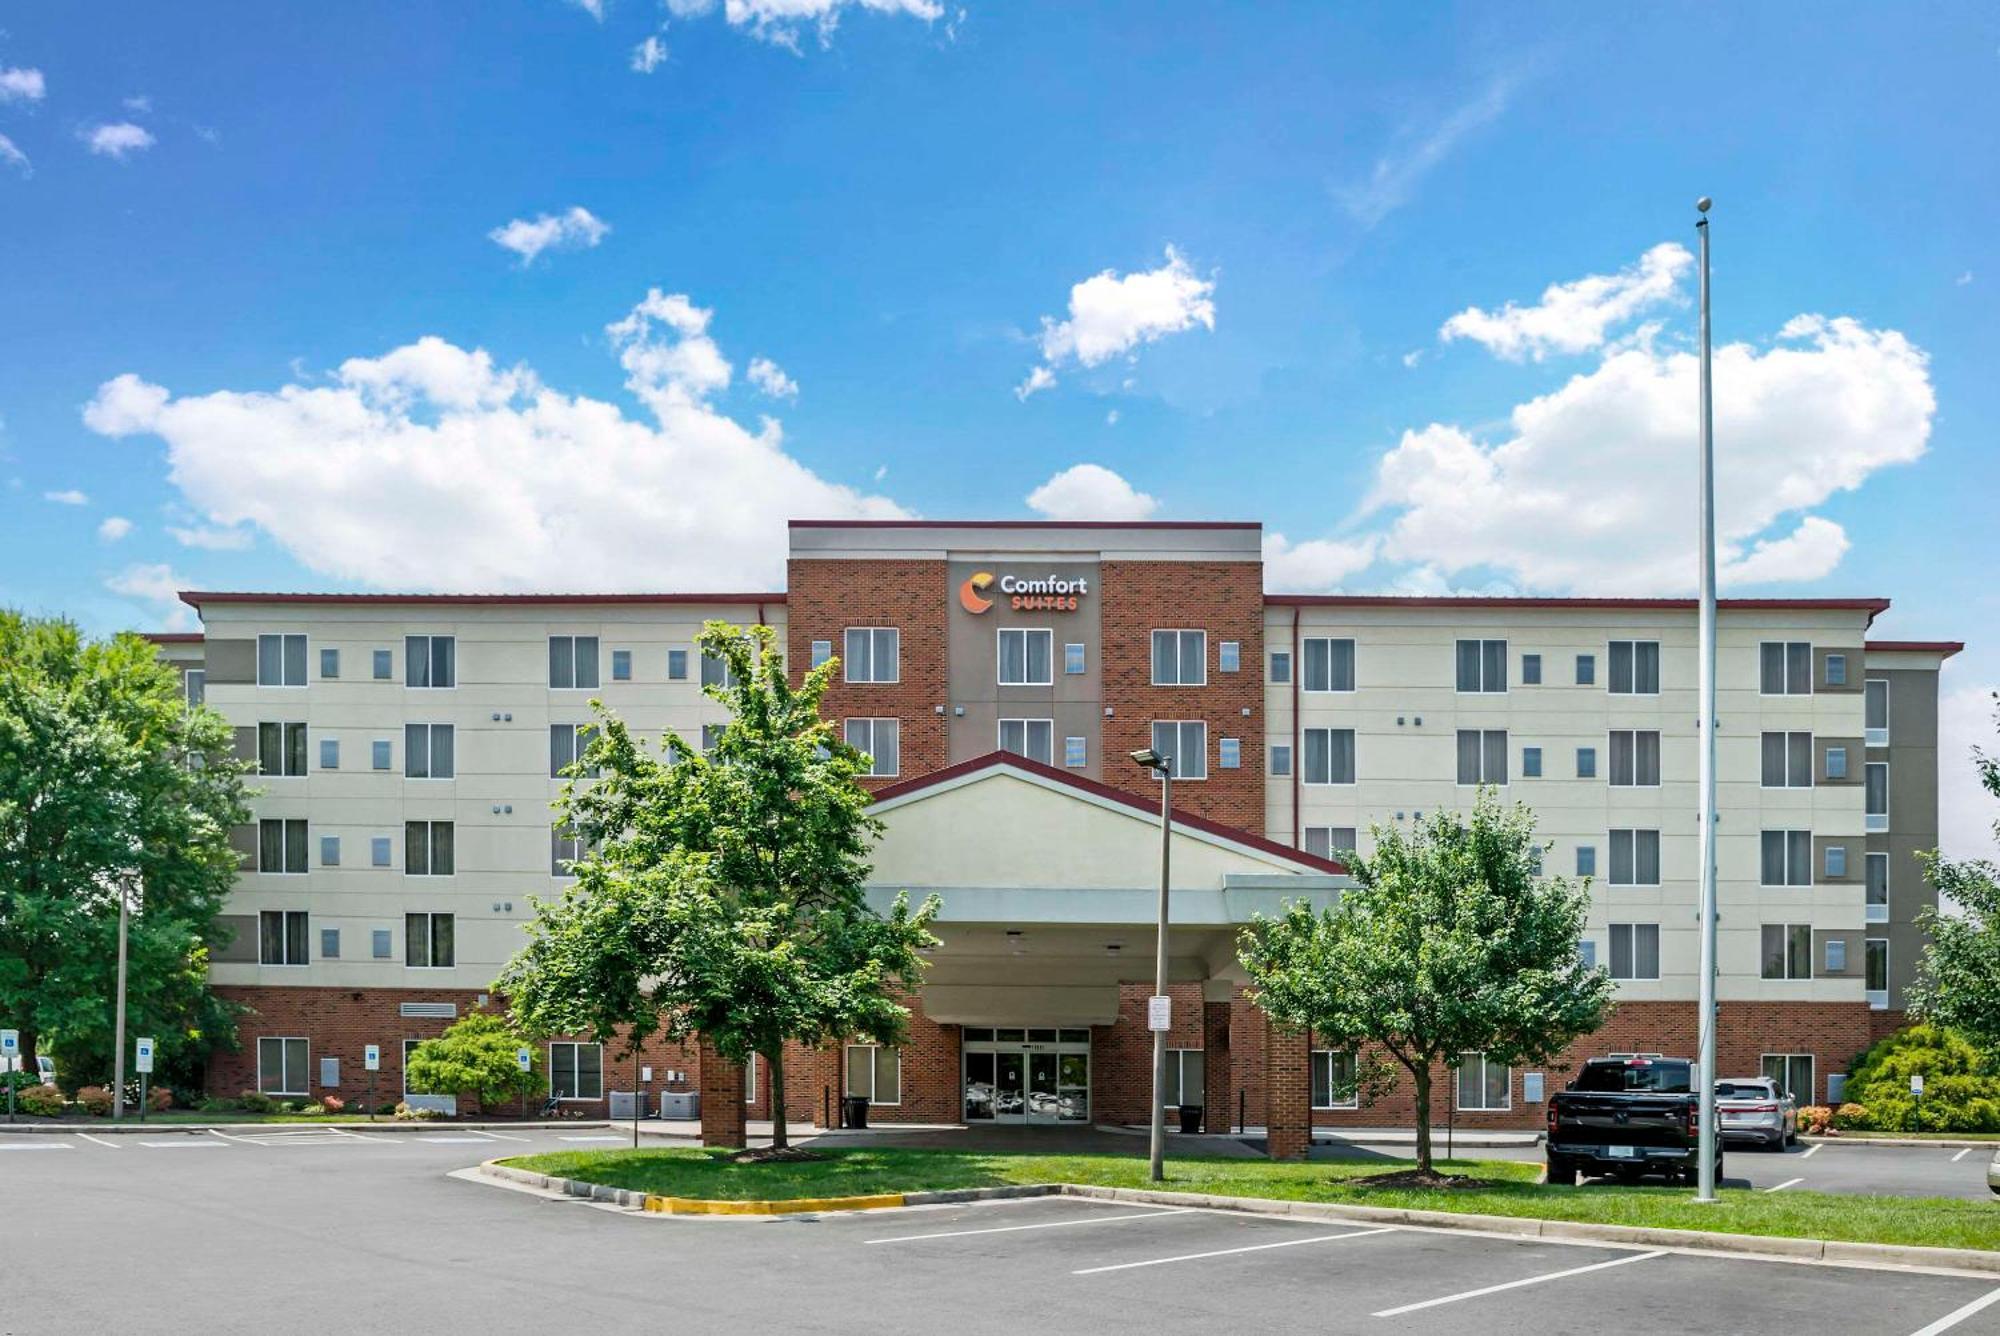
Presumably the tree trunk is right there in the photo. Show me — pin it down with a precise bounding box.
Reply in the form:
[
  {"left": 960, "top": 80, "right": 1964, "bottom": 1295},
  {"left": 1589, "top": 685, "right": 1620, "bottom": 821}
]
[
  {"left": 768, "top": 1046, "right": 788, "bottom": 1150},
  {"left": 1412, "top": 1063, "right": 1434, "bottom": 1175},
  {"left": 18, "top": 1029, "right": 38, "bottom": 1088}
]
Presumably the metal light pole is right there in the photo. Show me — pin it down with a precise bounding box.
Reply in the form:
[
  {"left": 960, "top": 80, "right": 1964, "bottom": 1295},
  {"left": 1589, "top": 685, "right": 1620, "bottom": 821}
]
[
  {"left": 1694, "top": 196, "right": 1720, "bottom": 1203},
  {"left": 1131, "top": 748, "right": 1174, "bottom": 1183},
  {"left": 111, "top": 878, "right": 132, "bottom": 1120}
]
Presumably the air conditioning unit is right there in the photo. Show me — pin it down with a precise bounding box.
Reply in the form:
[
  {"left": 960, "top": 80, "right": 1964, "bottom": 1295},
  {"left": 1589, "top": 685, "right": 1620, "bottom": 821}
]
[
  {"left": 658, "top": 1091, "right": 700, "bottom": 1121},
  {"left": 608, "top": 1091, "right": 647, "bottom": 1120}
]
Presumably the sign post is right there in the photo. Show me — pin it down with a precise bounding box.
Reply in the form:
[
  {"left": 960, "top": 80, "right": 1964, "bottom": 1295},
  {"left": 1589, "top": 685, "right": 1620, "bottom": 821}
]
[
  {"left": 517, "top": 1048, "right": 532, "bottom": 1122},
  {"left": 2, "top": 1029, "right": 17, "bottom": 1124},
  {"left": 135, "top": 1037, "right": 154, "bottom": 1123},
  {"left": 1910, "top": 1072, "right": 1925, "bottom": 1132},
  {"left": 365, "top": 1044, "right": 381, "bottom": 1123}
]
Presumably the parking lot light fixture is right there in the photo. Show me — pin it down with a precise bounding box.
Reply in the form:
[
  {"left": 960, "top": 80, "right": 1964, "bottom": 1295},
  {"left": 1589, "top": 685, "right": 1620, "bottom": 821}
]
[{"left": 1131, "top": 747, "right": 1173, "bottom": 1182}]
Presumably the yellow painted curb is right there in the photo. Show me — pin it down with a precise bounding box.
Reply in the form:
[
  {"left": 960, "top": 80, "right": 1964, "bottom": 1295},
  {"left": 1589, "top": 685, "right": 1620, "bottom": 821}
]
[{"left": 644, "top": 1191, "right": 907, "bottom": 1216}]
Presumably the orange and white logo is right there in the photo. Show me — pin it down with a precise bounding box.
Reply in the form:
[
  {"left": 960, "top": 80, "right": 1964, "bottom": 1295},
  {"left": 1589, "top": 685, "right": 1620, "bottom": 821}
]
[{"left": 959, "top": 571, "right": 995, "bottom": 614}]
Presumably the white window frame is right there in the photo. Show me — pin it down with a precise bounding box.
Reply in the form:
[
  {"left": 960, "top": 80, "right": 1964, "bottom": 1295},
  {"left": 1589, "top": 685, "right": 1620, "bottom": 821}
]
[
  {"left": 1310, "top": 1050, "right": 1359, "bottom": 1109},
  {"left": 997, "top": 718, "right": 1055, "bottom": 766},
  {"left": 1302, "top": 727, "right": 1357, "bottom": 786},
  {"left": 1064, "top": 642, "right": 1086, "bottom": 675},
  {"left": 1760, "top": 1053, "right": 1815, "bottom": 1104},
  {"left": 1606, "top": 639, "right": 1661, "bottom": 696},
  {"left": 1864, "top": 678, "right": 1890, "bottom": 745},
  {"left": 404, "top": 634, "right": 456, "bottom": 690},
  {"left": 258, "top": 721, "right": 309, "bottom": 778},
  {"left": 1760, "top": 730, "right": 1814, "bottom": 789},
  {"left": 843, "top": 1044, "right": 903, "bottom": 1106},
  {"left": 845, "top": 717, "right": 901, "bottom": 778},
  {"left": 1761, "top": 923, "right": 1814, "bottom": 981},
  {"left": 997, "top": 627, "right": 1054, "bottom": 687},
  {"left": 257, "top": 1036, "right": 310, "bottom": 1096},
  {"left": 403, "top": 722, "right": 455, "bottom": 780},
  {"left": 256, "top": 633, "right": 309, "bottom": 688},
  {"left": 258, "top": 909, "right": 309, "bottom": 966},
  {"left": 1063, "top": 735, "right": 1087, "bottom": 768},
  {"left": 1268, "top": 650, "right": 1292, "bottom": 684},
  {"left": 547, "top": 635, "right": 600, "bottom": 691},
  {"left": 184, "top": 668, "right": 207, "bottom": 708},
  {"left": 743, "top": 1052, "right": 757, "bottom": 1104},
  {"left": 404, "top": 820, "right": 455, "bottom": 877},
  {"left": 1218, "top": 736, "right": 1241, "bottom": 769},
  {"left": 1864, "top": 937, "right": 1889, "bottom": 1008},
  {"left": 1455, "top": 728, "right": 1508, "bottom": 786},
  {"left": 549, "top": 723, "right": 599, "bottom": 779},
  {"left": 1759, "top": 640, "right": 1813, "bottom": 696},
  {"left": 1607, "top": 829, "right": 1661, "bottom": 887},
  {"left": 1607, "top": 729, "right": 1661, "bottom": 788},
  {"left": 1218, "top": 640, "right": 1241, "bottom": 673},
  {"left": 1455, "top": 1052, "right": 1512, "bottom": 1111},
  {"left": 1865, "top": 851, "right": 1889, "bottom": 923},
  {"left": 1301, "top": 637, "right": 1357, "bottom": 693},
  {"left": 548, "top": 1041, "right": 604, "bottom": 1101},
  {"left": 1607, "top": 922, "right": 1661, "bottom": 981},
  {"left": 843, "top": 627, "right": 901, "bottom": 684},
  {"left": 1760, "top": 829, "right": 1814, "bottom": 888},
  {"left": 1162, "top": 1048, "right": 1205, "bottom": 1108},
  {"left": 1151, "top": 629, "right": 1208, "bottom": 687},
  {"left": 1455, "top": 638, "right": 1508, "bottom": 694},
  {"left": 1865, "top": 761, "right": 1890, "bottom": 831},
  {"left": 1150, "top": 720, "right": 1207, "bottom": 781},
  {"left": 404, "top": 911, "right": 455, "bottom": 969},
  {"left": 1302, "top": 826, "right": 1357, "bottom": 862},
  {"left": 258, "top": 818, "right": 309, "bottom": 876},
  {"left": 1269, "top": 743, "right": 1292, "bottom": 777}
]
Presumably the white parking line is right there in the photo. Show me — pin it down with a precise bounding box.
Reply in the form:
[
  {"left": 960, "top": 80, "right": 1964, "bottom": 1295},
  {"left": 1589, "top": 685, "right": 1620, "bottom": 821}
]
[
  {"left": 1073, "top": 1226, "right": 1395, "bottom": 1275},
  {"left": 136, "top": 1139, "right": 226, "bottom": 1148},
  {"left": 207, "top": 1128, "right": 259, "bottom": 1146},
  {"left": 1799, "top": 1143, "right": 1821, "bottom": 1159},
  {"left": 465, "top": 1129, "right": 532, "bottom": 1142},
  {"left": 74, "top": 1133, "right": 120, "bottom": 1149},
  {"left": 1950, "top": 1148, "right": 1971, "bottom": 1163},
  {"left": 1372, "top": 1250, "right": 1665, "bottom": 1318},
  {"left": 865, "top": 1206, "right": 1193, "bottom": 1245},
  {"left": 1907, "top": 1286, "right": 2000, "bottom": 1336},
  {"left": 557, "top": 1135, "right": 624, "bottom": 1143},
  {"left": 327, "top": 1128, "right": 391, "bottom": 1145},
  {"left": 0, "top": 1142, "right": 71, "bottom": 1151},
  {"left": 1763, "top": 1177, "right": 1804, "bottom": 1193},
  {"left": 411, "top": 1135, "right": 506, "bottom": 1144}
]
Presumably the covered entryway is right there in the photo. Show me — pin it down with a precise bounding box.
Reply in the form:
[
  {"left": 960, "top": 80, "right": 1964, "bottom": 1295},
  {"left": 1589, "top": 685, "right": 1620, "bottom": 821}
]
[{"left": 962, "top": 1027, "right": 1092, "bottom": 1124}]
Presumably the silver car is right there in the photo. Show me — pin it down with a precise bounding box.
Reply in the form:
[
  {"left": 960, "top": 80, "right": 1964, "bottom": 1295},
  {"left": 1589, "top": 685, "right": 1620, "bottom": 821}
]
[
  {"left": 1988, "top": 1147, "right": 1998, "bottom": 1197},
  {"left": 1715, "top": 1077, "right": 1799, "bottom": 1149}
]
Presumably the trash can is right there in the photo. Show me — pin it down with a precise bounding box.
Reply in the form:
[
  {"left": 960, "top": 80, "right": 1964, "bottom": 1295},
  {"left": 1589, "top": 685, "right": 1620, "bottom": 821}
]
[
  {"left": 1178, "top": 1104, "right": 1204, "bottom": 1134},
  {"left": 843, "top": 1095, "right": 870, "bottom": 1129}
]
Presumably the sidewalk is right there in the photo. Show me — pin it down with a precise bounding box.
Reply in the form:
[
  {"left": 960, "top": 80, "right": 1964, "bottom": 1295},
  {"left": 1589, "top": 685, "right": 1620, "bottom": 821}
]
[{"left": 0, "top": 1118, "right": 612, "bottom": 1136}]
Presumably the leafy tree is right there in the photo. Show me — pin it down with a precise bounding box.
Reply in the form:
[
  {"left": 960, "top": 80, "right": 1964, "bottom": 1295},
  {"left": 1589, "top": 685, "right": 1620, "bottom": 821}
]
[
  {"left": 499, "top": 621, "right": 939, "bottom": 1155},
  {"left": 404, "top": 1012, "right": 543, "bottom": 1112},
  {"left": 1910, "top": 692, "right": 2000, "bottom": 1055},
  {"left": 0, "top": 613, "right": 249, "bottom": 1088},
  {"left": 1843, "top": 1023, "right": 2000, "bottom": 1132},
  {"left": 1239, "top": 792, "right": 1613, "bottom": 1176}
]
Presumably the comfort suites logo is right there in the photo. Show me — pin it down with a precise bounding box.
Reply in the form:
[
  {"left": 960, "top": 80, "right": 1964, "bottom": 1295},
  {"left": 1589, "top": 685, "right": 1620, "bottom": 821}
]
[{"left": 958, "top": 570, "right": 1089, "bottom": 614}]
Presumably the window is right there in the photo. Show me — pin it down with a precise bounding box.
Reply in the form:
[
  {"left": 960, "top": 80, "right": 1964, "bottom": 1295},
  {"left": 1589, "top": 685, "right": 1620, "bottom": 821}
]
[
  {"left": 1455, "top": 639, "right": 1507, "bottom": 693},
  {"left": 1302, "top": 638, "right": 1356, "bottom": 692},
  {"left": 700, "top": 645, "right": 740, "bottom": 690},
  {"left": 611, "top": 649, "right": 631, "bottom": 682},
  {"left": 259, "top": 910, "right": 308, "bottom": 965},
  {"left": 320, "top": 835, "right": 339, "bottom": 867},
  {"left": 1576, "top": 746, "right": 1597, "bottom": 779},
  {"left": 551, "top": 827, "right": 590, "bottom": 877},
  {"left": 1761, "top": 924, "right": 1814, "bottom": 980},
  {"left": 1269, "top": 650, "right": 1292, "bottom": 684},
  {"left": 845, "top": 718, "right": 900, "bottom": 777},
  {"left": 372, "top": 649, "right": 393, "bottom": 680},
  {"left": 1760, "top": 641, "right": 1812, "bottom": 695},
  {"left": 320, "top": 647, "right": 340, "bottom": 679},
  {"left": 371, "top": 837, "right": 392, "bottom": 868},
  {"left": 998, "top": 718, "right": 1054, "bottom": 765},
  {"left": 1865, "top": 938, "right": 1889, "bottom": 995},
  {"left": 1864, "top": 678, "right": 1890, "bottom": 743},
  {"left": 405, "top": 635, "right": 455, "bottom": 689},
  {"left": 844, "top": 1045, "right": 902, "bottom": 1105},
  {"left": 184, "top": 669, "right": 206, "bottom": 707},
  {"left": 998, "top": 628, "right": 1053, "bottom": 686},
  {"left": 1064, "top": 735, "right": 1087, "bottom": 768},
  {"left": 257, "top": 1037, "right": 309, "bottom": 1095},
  {"left": 1579, "top": 940, "right": 1598, "bottom": 969},
  {"left": 404, "top": 821, "right": 455, "bottom": 877},
  {"left": 257, "top": 634, "right": 308, "bottom": 687},
  {"left": 1821, "top": 745, "right": 1847, "bottom": 782},
  {"left": 1303, "top": 728, "right": 1356, "bottom": 785},
  {"left": 549, "top": 1042, "right": 603, "bottom": 1100},
  {"left": 1219, "top": 641, "right": 1241, "bottom": 673},
  {"left": 1608, "top": 829, "right": 1661, "bottom": 886},
  {"left": 1761, "top": 731, "right": 1813, "bottom": 788},
  {"left": 320, "top": 928, "right": 340, "bottom": 959},
  {"left": 1455, "top": 729, "right": 1508, "bottom": 785},
  {"left": 1825, "top": 653, "right": 1847, "bottom": 686},
  {"left": 547, "top": 635, "right": 599, "bottom": 690},
  {"left": 1521, "top": 653, "right": 1542, "bottom": 685},
  {"left": 1522, "top": 746, "right": 1543, "bottom": 778},
  {"left": 1761, "top": 1053, "right": 1814, "bottom": 1104},
  {"left": 404, "top": 723, "right": 455, "bottom": 779},
  {"left": 1269, "top": 743, "right": 1292, "bottom": 777},
  {"left": 1219, "top": 737, "right": 1241, "bottom": 769},
  {"left": 844, "top": 627, "right": 900, "bottom": 684},
  {"left": 1456, "top": 1053, "right": 1511, "bottom": 1110},
  {"left": 405, "top": 912, "right": 455, "bottom": 968},
  {"left": 1575, "top": 653, "right": 1596, "bottom": 685},
  {"left": 1824, "top": 844, "right": 1848, "bottom": 878},
  {"left": 1302, "top": 827, "right": 1357, "bottom": 861},
  {"left": 668, "top": 648, "right": 689, "bottom": 681},
  {"left": 1150, "top": 721, "right": 1207, "bottom": 780},
  {"left": 1576, "top": 845, "right": 1598, "bottom": 878},
  {"left": 259, "top": 819, "right": 308, "bottom": 874},
  {"left": 1161, "top": 1049, "right": 1205, "bottom": 1108},
  {"left": 744, "top": 1053, "right": 757, "bottom": 1105},
  {"left": 372, "top": 929, "right": 393, "bottom": 959},
  {"left": 700, "top": 724, "right": 724, "bottom": 756},
  {"left": 258, "top": 721, "right": 308, "bottom": 777},
  {"left": 549, "top": 724, "right": 599, "bottom": 778},
  {"left": 1064, "top": 642, "right": 1086, "bottom": 675},
  {"left": 319, "top": 738, "right": 339, "bottom": 770},
  {"left": 1865, "top": 762, "right": 1889, "bottom": 830},
  {"left": 1866, "top": 852, "right": 1889, "bottom": 920},
  {"left": 1609, "top": 923, "right": 1661, "bottom": 981},
  {"left": 371, "top": 739, "right": 392, "bottom": 771},
  {"left": 1608, "top": 730, "right": 1661, "bottom": 786},
  {"left": 1151, "top": 629, "right": 1207, "bottom": 686},
  {"left": 1608, "top": 640, "right": 1661, "bottom": 694},
  {"left": 1311, "top": 1051, "right": 1358, "bottom": 1108}
]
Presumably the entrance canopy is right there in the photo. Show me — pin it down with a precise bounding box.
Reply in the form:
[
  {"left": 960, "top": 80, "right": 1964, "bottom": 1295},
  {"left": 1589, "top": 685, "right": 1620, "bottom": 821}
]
[{"left": 864, "top": 752, "right": 1347, "bottom": 1025}]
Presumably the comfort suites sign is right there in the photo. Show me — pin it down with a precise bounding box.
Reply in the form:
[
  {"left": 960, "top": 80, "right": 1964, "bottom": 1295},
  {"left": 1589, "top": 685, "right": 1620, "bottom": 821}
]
[{"left": 958, "top": 570, "right": 1090, "bottom": 614}]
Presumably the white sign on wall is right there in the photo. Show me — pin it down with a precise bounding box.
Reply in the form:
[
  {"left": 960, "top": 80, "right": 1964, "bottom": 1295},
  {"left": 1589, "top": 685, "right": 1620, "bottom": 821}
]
[
  {"left": 517, "top": 1048, "right": 533, "bottom": 1073},
  {"left": 135, "top": 1037, "right": 155, "bottom": 1074},
  {"left": 1910, "top": 1073, "right": 1925, "bottom": 1096},
  {"left": 1146, "top": 996, "right": 1172, "bottom": 1032},
  {"left": 0, "top": 1030, "right": 17, "bottom": 1057},
  {"left": 363, "top": 1044, "right": 381, "bottom": 1072}
]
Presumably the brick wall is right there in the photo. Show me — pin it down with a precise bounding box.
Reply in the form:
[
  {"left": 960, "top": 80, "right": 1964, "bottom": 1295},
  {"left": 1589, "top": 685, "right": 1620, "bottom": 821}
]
[{"left": 1099, "top": 560, "right": 1264, "bottom": 829}]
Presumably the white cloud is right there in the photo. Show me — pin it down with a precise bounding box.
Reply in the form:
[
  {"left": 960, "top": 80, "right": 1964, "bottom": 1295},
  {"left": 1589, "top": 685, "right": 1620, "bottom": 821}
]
[
  {"left": 44, "top": 488, "right": 89, "bottom": 505},
  {"left": 97, "top": 516, "right": 134, "bottom": 542},
  {"left": 1105, "top": 409, "right": 1119, "bottom": 426},
  {"left": 1024, "top": 463, "right": 1158, "bottom": 522},
  {"left": 0, "top": 133, "right": 27, "bottom": 175},
  {"left": 123, "top": 94, "right": 152, "bottom": 113},
  {"left": 169, "top": 523, "right": 254, "bottom": 551},
  {"left": 83, "top": 122, "right": 156, "bottom": 159},
  {"left": 106, "top": 562, "right": 195, "bottom": 631},
  {"left": 708, "top": 0, "right": 942, "bottom": 51},
  {"left": 488, "top": 206, "right": 610, "bottom": 265},
  {"left": 1440, "top": 243, "right": 1692, "bottom": 362},
  {"left": 1359, "top": 313, "right": 1933, "bottom": 593},
  {"left": 746, "top": 356, "right": 798, "bottom": 400},
  {"left": 569, "top": 0, "right": 605, "bottom": 19},
  {"left": 1957, "top": 270, "right": 1974, "bottom": 287},
  {"left": 83, "top": 288, "right": 907, "bottom": 592},
  {"left": 1335, "top": 76, "right": 1513, "bottom": 228},
  {"left": 1262, "top": 532, "right": 1380, "bottom": 591},
  {"left": 1401, "top": 350, "right": 1423, "bottom": 369},
  {"left": 631, "top": 35, "right": 668, "bottom": 72},
  {"left": 1019, "top": 247, "right": 1215, "bottom": 397},
  {"left": 0, "top": 66, "right": 46, "bottom": 103},
  {"left": 1940, "top": 685, "right": 2000, "bottom": 863}
]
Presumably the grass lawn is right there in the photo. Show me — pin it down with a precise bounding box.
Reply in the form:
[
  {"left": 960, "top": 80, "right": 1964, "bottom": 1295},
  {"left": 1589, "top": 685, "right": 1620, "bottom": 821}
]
[
  {"left": 17, "top": 1111, "right": 497, "bottom": 1125},
  {"left": 1820, "top": 1131, "right": 2000, "bottom": 1143},
  {"left": 501, "top": 1147, "right": 2000, "bottom": 1253}
]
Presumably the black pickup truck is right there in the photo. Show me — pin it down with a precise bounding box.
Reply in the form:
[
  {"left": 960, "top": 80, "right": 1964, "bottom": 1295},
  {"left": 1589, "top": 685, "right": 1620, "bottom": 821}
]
[{"left": 1545, "top": 1056, "right": 1722, "bottom": 1186}]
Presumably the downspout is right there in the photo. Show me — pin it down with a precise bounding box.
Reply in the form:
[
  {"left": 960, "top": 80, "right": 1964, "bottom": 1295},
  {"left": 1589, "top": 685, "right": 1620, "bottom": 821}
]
[{"left": 1291, "top": 604, "right": 1302, "bottom": 851}]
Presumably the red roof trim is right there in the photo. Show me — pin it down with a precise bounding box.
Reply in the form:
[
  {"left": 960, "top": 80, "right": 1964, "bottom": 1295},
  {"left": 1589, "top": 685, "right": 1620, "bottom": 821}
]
[
  {"left": 1865, "top": 640, "right": 1964, "bottom": 657},
  {"left": 789, "top": 519, "right": 1261, "bottom": 531},
  {"left": 141, "top": 631, "right": 204, "bottom": 643},
  {"left": 869, "top": 749, "right": 1347, "bottom": 875},
  {"left": 1263, "top": 594, "right": 1893, "bottom": 615},
  {"left": 179, "top": 591, "right": 786, "bottom": 609}
]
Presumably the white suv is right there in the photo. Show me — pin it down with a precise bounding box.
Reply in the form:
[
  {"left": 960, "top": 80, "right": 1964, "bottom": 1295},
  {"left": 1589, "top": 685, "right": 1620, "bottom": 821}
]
[
  {"left": 2, "top": 1055, "right": 56, "bottom": 1086},
  {"left": 1715, "top": 1077, "right": 1798, "bottom": 1149}
]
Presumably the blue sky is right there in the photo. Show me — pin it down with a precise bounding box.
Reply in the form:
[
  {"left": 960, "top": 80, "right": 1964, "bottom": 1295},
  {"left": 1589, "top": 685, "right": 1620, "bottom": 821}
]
[{"left": 2, "top": 2, "right": 1995, "bottom": 844}]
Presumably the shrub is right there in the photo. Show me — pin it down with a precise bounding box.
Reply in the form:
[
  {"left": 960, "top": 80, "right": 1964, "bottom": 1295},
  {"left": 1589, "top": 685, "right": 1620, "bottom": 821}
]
[
  {"left": 393, "top": 1101, "right": 441, "bottom": 1121},
  {"left": 1798, "top": 1104, "right": 1833, "bottom": 1134},
  {"left": 76, "top": 1086, "right": 115, "bottom": 1116},
  {"left": 147, "top": 1085, "right": 174, "bottom": 1113},
  {"left": 237, "top": 1089, "right": 276, "bottom": 1114},
  {"left": 320, "top": 1094, "right": 345, "bottom": 1114},
  {"left": 16, "top": 1083, "right": 65, "bottom": 1117},
  {"left": 1830, "top": 1102, "right": 1869, "bottom": 1131},
  {"left": 1845, "top": 1024, "right": 2000, "bottom": 1131},
  {"left": 198, "top": 1096, "right": 240, "bottom": 1113},
  {"left": 301, "top": 1102, "right": 326, "bottom": 1116},
  {"left": 3, "top": 1069, "right": 46, "bottom": 1097}
]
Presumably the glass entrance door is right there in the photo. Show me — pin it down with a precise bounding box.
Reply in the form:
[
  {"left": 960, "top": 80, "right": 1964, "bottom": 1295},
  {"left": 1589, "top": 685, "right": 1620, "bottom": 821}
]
[{"left": 963, "top": 1028, "right": 1091, "bottom": 1124}]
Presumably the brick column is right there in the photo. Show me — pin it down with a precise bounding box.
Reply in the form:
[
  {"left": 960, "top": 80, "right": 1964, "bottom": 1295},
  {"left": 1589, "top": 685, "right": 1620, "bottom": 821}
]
[
  {"left": 1202, "top": 1000, "right": 1232, "bottom": 1133},
  {"left": 1263, "top": 1014, "right": 1310, "bottom": 1161},
  {"left": 697, "top": 1038, "right": 746, "bottom": 1150}
]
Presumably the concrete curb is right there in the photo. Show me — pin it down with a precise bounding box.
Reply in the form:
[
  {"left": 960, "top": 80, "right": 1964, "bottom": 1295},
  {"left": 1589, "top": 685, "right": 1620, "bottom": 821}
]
[
  {"left": 0, "top": 1119, "right": 611, "bottom": 1136},
  {"left": 477, "top": 1159, "right": 1061, "bottom": 1215},
  {"left": 1801, "top": 1134, "right": 2000, "bottom": 1152}
]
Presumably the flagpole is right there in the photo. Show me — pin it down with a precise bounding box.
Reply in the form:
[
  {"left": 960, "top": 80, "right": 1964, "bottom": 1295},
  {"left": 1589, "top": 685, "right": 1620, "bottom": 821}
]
[{"left": 1694, "top": 195, "right": 1720, "bottom": 1203}]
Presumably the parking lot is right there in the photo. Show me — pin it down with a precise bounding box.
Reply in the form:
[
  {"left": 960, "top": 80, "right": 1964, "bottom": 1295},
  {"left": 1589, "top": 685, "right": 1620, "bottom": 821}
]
[{"left": 3, "top": 1126, "right": 1997, "bottom": 1335}]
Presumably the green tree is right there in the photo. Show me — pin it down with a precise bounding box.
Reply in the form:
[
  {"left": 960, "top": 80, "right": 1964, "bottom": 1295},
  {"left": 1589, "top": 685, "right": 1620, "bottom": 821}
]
[
  {"left": 404, "top": 1012, "right": 543, "bottom": 1112},
  {"left": 1239, "top": 793, "right": 1614, "bottom": 1176},
  {"left": 1843, "top": 1023, "right": 2000, "bottom": 1132},
  {"left": 499, "top": 621, "right": 939, "bottom": 1155},
  {"left": 1910, "top": 692, "right": 2000, "bottom": 1056},
  {"left": 0, "top": 613, "right": 249, "bottom": 1087}
]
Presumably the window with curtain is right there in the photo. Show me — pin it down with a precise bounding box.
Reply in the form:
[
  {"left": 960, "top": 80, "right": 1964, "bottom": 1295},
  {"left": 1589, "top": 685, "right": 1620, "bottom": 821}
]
[
  {"left": 258, "top": 1037, "right": 309, "bottom": 1094},
  {"left": 259, "top": 910, "right": 308, "bottom": 965},
  {"left": 998, "top": 628, "right": 1053, "bottom": 685},
  {"left": 998, "top": 718, "right": 1054, "bottom": 765},
  {"left": 259, "top": 721, "right": 308, "bottom": 777},
  {"left": 844, "top": 1045, "right": 902, "bottom": 1104},
  {"left": 1455, "top": 729, "right": 1508, "bottom": 785},
  {"left": 405, "top": 912, "right": 455, "bottom": 968},
  {"left": 1608, "top": 829, "right": 1660, "bottom": 886},
  {"left": 1455, "top": 639, "right": 1507, "bottom": 692},
  {"left": 404, "top": 723, "right": 455, "bottom": 779},
  {"left": 1608, "top": 730, "right": 1661, "bottom": 786},
  {"left": 1151, "top": 629, "right": 1207, "bottom": 686},
  {"left": 844, "top": 627, "right": 900, "bottom": 683},
  {"left": 1760, "top": 830, "right": 1813, "bottom": 886},
  {"left": 1455, "top": 1053, "right": 1511, "bottom": 1110},
  {"left": 844, "top": 718, "right": 900, "bottom": 777},
  {"left": 1149, "top": 720, "right": 1206, "bottom": 780},
  {"left": 1301, "top": 637, "right": 1356, "bottom": 692},
  {"left": 405, "top": 634, "right": 455, "bottom": 688},
  {"left": 1303, "top": 728, "right": 1356, "bottom": 784},
  {"left": 1608, "top": 640, "right": 1661, "bottom": 694},
  {"left": 547, "top": 635, "right": 600, "bottom": 690},
  {"left": 1311, "top": 1051, "right": 1358, "bottom": 1108}
]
